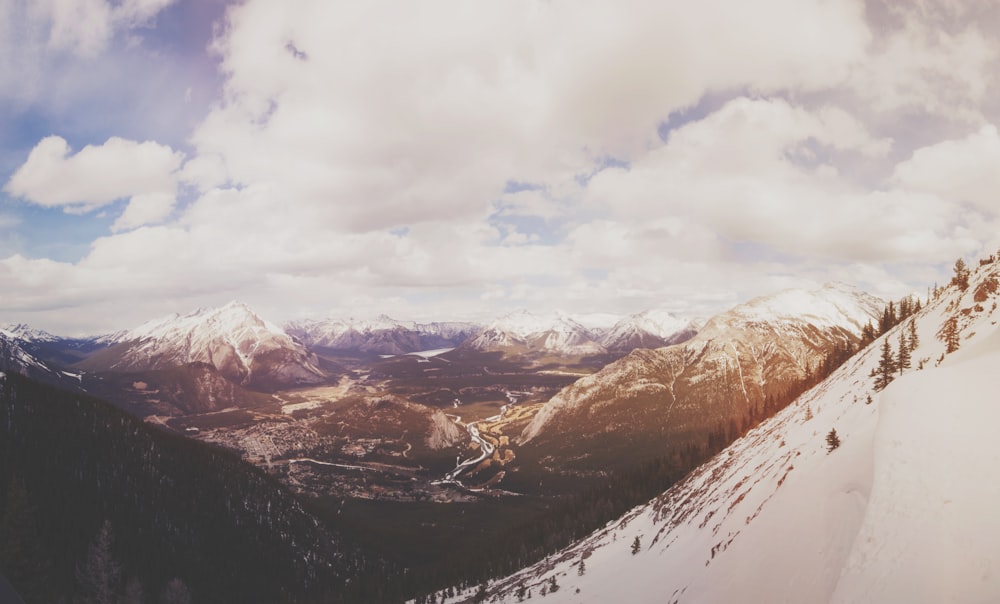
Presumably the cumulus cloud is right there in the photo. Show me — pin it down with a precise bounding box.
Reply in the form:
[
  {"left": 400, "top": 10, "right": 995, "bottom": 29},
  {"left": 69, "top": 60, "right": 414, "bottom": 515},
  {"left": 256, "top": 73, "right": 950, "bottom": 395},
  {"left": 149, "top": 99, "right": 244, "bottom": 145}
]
[
  {"left": 4, "top": 136, "right": 183, "bottom": 212},
  {"left": 187, "top": 0, "right": 871, "bottom": 234},
  {"left": 111, "top": 192, "right": 175, "bottom": 232},
  {"left": 892, "top": 125, "right": 1000, "bottom": 214},
  {"left": 7, "top": 0, "right": 1000, "bottom": 333}
]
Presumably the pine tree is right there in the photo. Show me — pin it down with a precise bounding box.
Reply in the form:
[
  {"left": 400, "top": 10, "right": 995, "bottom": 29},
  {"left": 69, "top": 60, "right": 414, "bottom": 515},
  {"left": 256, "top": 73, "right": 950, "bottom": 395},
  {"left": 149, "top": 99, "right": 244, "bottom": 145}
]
[
  {"left": 76, "top": 520, "right": 122, "bottom": 604},
  {"left": 952, "top": 258, "right": 970, "bottom": 291},
  {"left": 826, "top": 428, "right": 841, "bottom": 452},
  {"left": 941, "top": 316, "right": 960, "bottom": 354},
  {"left": 122, "top": 577, "right": 145, "bottom": 604},
  {"left": 874, "top": 338, "right": 896, "bottom": 391},
  {"left": 908, "top": 319, "right": 919, "bottom": 350},
  {"left": 0, "top": 479, "right": 53, "bottom": 602},
  {"left": 631, "top": 536, "right": 641, "bottom": 555},
  {"left": 548, "top": 576, "right": 559, "bottom": 593},
  {"left": 578, "top": 559, "right": 586, "bottom": 576},
  {"left": 897, "top": 331, "right": 911, "bottom": 375}
]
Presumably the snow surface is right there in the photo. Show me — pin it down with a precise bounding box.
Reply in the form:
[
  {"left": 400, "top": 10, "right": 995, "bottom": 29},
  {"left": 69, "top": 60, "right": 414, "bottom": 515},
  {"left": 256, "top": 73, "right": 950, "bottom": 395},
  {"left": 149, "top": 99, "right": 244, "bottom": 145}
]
[{"left": 478, "top": 264, "right": 1000, "bottom": 603}]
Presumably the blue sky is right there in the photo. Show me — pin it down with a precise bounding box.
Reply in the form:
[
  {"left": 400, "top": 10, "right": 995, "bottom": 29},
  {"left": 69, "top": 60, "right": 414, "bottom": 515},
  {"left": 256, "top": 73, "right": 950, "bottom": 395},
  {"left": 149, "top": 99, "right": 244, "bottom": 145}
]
[{"left": 2, "top": 0, "right": 1000, "bottom": 335}]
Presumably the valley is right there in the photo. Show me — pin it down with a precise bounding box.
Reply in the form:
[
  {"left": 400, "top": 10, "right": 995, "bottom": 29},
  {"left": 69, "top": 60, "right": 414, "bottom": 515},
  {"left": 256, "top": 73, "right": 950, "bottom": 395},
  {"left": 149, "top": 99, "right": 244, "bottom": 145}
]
[{"left": 0, "top": 286, "right": 913, "bottom": 601}]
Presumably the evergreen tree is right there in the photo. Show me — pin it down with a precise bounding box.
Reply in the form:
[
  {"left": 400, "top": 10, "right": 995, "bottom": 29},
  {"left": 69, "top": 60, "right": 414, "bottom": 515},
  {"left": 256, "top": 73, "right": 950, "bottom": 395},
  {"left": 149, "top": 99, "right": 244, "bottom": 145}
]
[
  {"left": 826, "top": 428, "right": 841, "bottom": 452},
  {"left": 122, "top": 577, "right": 145, "bottom": 604},
  {"left": 76, "top": 520, "right": 122, "bottom": 604},
  {"left": 548, "top": 576, "right": 559, "bottom": 593},
  {"left": 952, "top": 258, "right": 971, "bottom": 291},
  {"left": 0, "top": 478, "right": 53, "bottom": 602},
  {"left": 578, "top": 559, "right": 586, "bottom": 576},
  {"left": 908, "top": 319, "right": 919, "bottom": 350},
  {"left": 941, "top": 316, "right": 961, "bottom": 353},
  {"left": 515, "top": 582, "right": 527, "bottom": 602},
  {"left": 874, "top": 338, "right": 896, "bottom": 391},
  {"left": 631, "top": 536, "right": 641, "bottom": 555},
  {"left": 897, "top": 331, "right": 911, "bottom": 375}
]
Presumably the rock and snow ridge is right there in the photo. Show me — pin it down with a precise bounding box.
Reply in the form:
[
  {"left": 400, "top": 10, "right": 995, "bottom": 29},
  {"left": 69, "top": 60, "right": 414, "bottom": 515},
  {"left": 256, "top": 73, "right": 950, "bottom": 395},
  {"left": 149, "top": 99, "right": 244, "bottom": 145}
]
[
  {"left": 471, "top": 266, "right": 1000, "bottom": 603},
  {"left": 0, "top": 323, "right": 59, "bottom": 343},
  {"left": 599, "top": 309, "right": 701, "bottom": 352},
  {"left": 521, "top": 282, "right": 883, "bottom": 443},
  {"left": 464, "top": 310, "right": 608, "bottom": 356},
  {"left": 285, "top": 315, "right": 480, "bottom": 355},
  {"left": 82, "top": 301, "right": 325, "bottom": 388},
  {"left": 0, "top": 329, "right": 57, "bottom": 377}
]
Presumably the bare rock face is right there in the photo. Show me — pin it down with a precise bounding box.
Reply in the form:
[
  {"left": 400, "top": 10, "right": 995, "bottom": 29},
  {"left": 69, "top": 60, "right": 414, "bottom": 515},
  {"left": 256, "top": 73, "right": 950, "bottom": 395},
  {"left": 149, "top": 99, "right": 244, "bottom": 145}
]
[{"left": 426, "top": 409, "right": 463, "bottom": 450}]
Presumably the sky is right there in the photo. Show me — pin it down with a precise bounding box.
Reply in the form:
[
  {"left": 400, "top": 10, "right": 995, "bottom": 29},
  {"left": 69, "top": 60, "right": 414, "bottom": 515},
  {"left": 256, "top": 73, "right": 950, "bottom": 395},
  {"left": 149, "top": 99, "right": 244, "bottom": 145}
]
[{"left": 3, "top": 0, "right": 1000, "bottom": 335}]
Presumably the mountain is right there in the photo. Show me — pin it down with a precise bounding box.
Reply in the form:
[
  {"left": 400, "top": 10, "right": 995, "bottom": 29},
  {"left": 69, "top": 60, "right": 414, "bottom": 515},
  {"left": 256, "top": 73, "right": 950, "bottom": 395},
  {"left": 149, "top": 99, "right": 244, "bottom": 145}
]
[
  {"left": 519, "top": 283, "right": 884, "bottom": 472},
  {"left": 78, "top": 301, "right": 325, "bottom": 389},
  {"left": 0, "top": 323, "right": 59, "bottom": 343},
  {"left": 599, "top": 309, "right": 700, "bottom": 352},
  {"left": 0, "top": 329, "right": 64, "bottom": 382},
  {"left": 464, "top": 262, "right": 1000, "bottom": 603},
  {"left": 464, "top": 310, "right": 607, "bottom": 356},
  {"left": 286, "top": 315, "right": 480, "bottom": 355}
]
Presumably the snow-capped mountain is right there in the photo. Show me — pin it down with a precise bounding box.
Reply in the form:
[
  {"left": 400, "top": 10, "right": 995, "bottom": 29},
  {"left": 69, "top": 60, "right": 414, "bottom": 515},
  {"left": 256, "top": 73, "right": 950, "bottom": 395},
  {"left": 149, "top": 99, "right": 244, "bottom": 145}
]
[
  {"left": 519, "top": 283, "right": 884, "bottom": 468},
  {"left": 465, "top": 310, "right": 606, "bottom": 356},
  {"left": 285, "top": 315, "right": 480, "bottom": 354},
  {"left": 0, "top": 328, "right": 84, "bottom": 388},
  {"left": 599, "top": 309, "right": 700, "bottom": 352},
  {"left": 0, "top": 322, "right": 59, "bottom": 343},
  {"left": 469, "top": 264, "right": 1000, "bottom": 603},
  {"left": 80, "top": 301, "right": 325, "bottom": 388}
]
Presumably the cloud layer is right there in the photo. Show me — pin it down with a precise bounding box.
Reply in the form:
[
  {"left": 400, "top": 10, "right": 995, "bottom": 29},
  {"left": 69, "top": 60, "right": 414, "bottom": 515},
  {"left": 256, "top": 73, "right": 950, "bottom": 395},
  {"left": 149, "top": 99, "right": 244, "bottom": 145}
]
[{"left": 3, "top": 0, "right": 1000, "bottom": 334}]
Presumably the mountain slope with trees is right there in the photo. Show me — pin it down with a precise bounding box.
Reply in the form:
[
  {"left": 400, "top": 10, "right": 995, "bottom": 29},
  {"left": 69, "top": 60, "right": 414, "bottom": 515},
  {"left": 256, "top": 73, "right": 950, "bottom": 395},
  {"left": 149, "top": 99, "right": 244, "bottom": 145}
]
[{"left": 459, "top": 255, "right": 1000, "bottom": 603}]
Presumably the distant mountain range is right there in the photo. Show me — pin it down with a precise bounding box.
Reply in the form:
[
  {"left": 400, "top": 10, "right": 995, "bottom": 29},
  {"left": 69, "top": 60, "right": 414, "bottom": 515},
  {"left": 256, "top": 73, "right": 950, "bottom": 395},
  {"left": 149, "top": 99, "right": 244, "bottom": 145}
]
[{"left": 285, "top": 315, "right": 480, "bottom": 355}]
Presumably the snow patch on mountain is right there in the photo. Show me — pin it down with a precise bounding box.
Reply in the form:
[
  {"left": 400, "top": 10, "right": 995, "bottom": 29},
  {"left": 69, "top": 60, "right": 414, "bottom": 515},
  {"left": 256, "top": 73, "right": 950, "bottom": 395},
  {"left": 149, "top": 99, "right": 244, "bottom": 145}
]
[{"left": 478, "top": 263, "right": 1000, "bottom": 604}]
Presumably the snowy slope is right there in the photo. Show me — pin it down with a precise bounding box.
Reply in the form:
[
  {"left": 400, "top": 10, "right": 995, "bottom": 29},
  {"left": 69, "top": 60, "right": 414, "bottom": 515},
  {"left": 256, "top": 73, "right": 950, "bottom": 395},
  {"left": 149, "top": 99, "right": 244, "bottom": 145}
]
[
  {"left": 473, "top": 264, "right": 1000, "bottom": 603},
  {"left": 81, "top": 301, "right": 325, "bottom": 388},
  {"left": 286, "top": 316, "right": 479, "bottom": 354},
  {"left": 465, "top": 310, "right": 606, "bottom": 356}
]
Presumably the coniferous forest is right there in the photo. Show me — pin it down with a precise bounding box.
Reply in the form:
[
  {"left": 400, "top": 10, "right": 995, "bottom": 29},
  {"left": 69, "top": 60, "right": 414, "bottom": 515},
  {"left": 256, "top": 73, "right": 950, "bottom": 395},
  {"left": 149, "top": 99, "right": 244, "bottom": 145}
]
[{"left": 0, "top": 372, "right": 400, "bottom": 603}]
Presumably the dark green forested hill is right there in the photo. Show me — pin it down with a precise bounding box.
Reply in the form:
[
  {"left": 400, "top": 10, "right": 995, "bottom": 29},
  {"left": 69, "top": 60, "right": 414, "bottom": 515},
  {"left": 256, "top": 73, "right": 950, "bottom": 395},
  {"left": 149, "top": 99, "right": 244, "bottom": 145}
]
[{"left": 0, "top": 372, "right": 399, "bottom": 604}]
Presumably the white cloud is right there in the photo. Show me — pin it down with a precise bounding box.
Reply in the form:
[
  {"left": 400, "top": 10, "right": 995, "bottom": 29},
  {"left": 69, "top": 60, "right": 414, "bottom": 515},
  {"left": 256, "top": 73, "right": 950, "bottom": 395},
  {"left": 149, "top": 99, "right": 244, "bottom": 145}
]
[
  {"left": 187, "top": 0, "right": 871, "bottom": 235},
  {"left": 8, "top": 1, "right": 1000, "bottom": 334},
  {"left": 892, "top": 125, "right": 1000, "bottom": 214},
  {"left": 4, "top": 135, "right": 183, "bottom": 211},
  {"left": 26, "top": 0, "right": 176, "bottom": 57},
  {"left": 851, "top": 8, "right": 997, "bottom": 122},
  {"left": 111, "top": 191, "right": 175, "bottom": 232}
]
